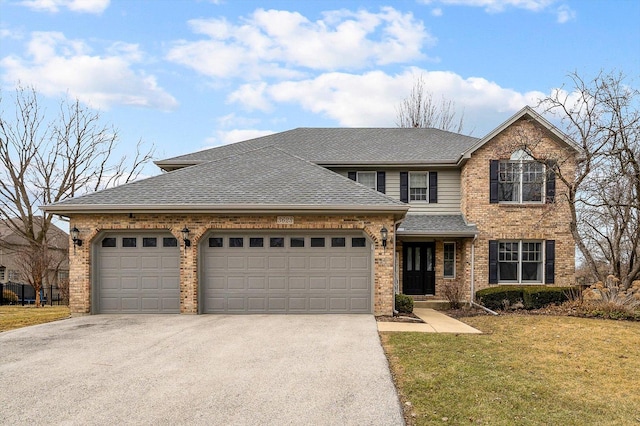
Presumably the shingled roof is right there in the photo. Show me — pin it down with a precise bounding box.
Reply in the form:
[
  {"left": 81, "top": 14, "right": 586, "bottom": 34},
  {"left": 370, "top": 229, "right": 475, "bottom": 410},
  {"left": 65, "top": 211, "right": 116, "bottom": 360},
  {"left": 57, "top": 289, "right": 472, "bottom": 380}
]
[
  {"left": 155, "top": 128, "right": 480, "bottom": 170},
  {"left": 397, "top": 214, "right": 477, "bottom": 237},
  {"left": 45, "top": 147, "right": 408, "bottom": 214}
]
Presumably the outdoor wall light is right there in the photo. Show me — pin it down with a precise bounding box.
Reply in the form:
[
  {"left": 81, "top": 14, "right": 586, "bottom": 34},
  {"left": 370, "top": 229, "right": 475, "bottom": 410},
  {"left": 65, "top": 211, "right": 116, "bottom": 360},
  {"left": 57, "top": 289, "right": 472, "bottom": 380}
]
[
  {"left": 181, "top": 226, "right": 191, "bottom": 248},
  {"left": 71, "top": 226, "right": 83, "bottom": 254},
  {"left": 380, "top": 226, "right": 388, "bottom": 248}
]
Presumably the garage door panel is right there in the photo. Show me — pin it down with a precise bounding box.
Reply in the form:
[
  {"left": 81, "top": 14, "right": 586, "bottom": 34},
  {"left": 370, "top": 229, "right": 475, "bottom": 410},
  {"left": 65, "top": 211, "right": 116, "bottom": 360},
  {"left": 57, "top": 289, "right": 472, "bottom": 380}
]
[
  {"left": 289, "top": 277, "right": 307, "bottom": 290},
  {"left": 247, "top": 256, "right": 265, "bottom": 269},
  {"left": 121, "top": 257, "right": 139, "bottom": 269},
  {"left": 350, "top": 277, "right": 368, "bottom": 290},
  {"left": 330, "top": 277, "right": 347, "bottom": 289},
  {"left": 97, "top": 232, "right": 179, "bottom": 313},
  {"left": 141, "top": 277, "right": 160, "bottom": 290},
  {"left": 141, "top": 256, "right": 159, "bottom": 269},
  {"left": 248, "top": 276, "right": 266, "bottom": 289},
  {"left": 121, "top": 277, "right": 139, "bottom": 290},
  {"left": 202, "top": 232, "right": 371, "bottom": 314}
]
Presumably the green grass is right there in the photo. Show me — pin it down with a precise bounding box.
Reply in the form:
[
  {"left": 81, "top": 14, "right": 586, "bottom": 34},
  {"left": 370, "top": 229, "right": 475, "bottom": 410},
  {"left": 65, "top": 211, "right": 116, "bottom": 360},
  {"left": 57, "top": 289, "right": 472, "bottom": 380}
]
[
  {"left": 381, "top": 315, "right": 640, "bottom": 425},
  {"left": 0, "top": 305, "right": 70, "bottom": 332}
]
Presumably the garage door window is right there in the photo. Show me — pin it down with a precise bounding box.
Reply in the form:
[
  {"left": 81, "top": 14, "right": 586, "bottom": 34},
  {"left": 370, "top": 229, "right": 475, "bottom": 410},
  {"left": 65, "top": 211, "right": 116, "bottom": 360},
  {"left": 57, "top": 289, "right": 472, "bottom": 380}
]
[
  {"left": 229, "top": 238, "right": 243, "bottom": 247},
  {"left": 311, "top": 237, "right": 325, "bottom": 247},
  {"left": 143, "top": 237, "right": 157, "bottom": 247},
  {"left": 290, "top": 237, "right": 305, "bottom": 247},
  {"left": 250, "top": 237, "right": 264, "bottom": 247},
  {"left": 123, "top": 237, "right": 137, "bottom": 247},
  {"left": 163, "top": 237, "right": 178, "bottom": 247},
  {"left": 270, "top": 237, "right": 285, "bottom": 247},
  {"left": 102, "top": 237, "right": 117, "bottom": 247},
  {"left": 209, "top": 237, "right": 223, "bottom": 247},
  {"left": 352, "top": 238, "right": 366, "bottom": 247},
  {"left": 331, "top": 237, "right": 346, "bottom": 247}
]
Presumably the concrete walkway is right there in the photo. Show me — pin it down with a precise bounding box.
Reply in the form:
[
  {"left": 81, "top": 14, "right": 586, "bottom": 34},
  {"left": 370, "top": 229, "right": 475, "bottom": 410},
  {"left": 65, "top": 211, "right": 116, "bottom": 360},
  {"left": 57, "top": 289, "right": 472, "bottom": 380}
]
[{"left": 377, "top": 308, "right": 482, "bottom": 333}]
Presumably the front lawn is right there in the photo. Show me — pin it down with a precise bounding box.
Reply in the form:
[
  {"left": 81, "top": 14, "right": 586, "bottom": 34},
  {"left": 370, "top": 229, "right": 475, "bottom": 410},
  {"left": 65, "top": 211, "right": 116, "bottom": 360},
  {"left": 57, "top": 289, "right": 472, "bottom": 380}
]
[
  {"left": 381, "top": 315, "right": 640, "bottom": 425},
  {"left": 0, "top": 305, "right": 70, "bottom": 332}
]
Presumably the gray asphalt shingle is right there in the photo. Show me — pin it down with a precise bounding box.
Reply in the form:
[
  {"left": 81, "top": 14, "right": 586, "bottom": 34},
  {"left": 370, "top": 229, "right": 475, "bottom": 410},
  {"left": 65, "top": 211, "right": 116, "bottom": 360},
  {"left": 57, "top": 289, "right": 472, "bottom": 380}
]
[
  {"left": 47, "top": 147, "right": 407, "bottom": 211},
  {"left": 156, "top": 128, "right": 479, "bottom": 167},
  {"left": 397, "top": 214, "right": 477, "bottom": 236}
]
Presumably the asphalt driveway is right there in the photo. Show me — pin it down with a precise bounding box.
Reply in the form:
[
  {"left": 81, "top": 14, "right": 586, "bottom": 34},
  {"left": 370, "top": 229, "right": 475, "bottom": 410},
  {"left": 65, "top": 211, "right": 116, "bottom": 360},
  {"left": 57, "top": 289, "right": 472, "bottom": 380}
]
[{"left": 0, "top": 314, "right": 403, "bottom": 425}]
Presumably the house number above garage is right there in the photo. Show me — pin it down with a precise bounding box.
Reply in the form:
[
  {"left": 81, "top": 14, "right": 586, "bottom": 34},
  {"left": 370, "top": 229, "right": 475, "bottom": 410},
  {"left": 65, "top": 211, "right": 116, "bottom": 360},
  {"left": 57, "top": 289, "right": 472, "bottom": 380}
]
[{"left": 276, "top": 216, "right": 294, "bottom": 225}]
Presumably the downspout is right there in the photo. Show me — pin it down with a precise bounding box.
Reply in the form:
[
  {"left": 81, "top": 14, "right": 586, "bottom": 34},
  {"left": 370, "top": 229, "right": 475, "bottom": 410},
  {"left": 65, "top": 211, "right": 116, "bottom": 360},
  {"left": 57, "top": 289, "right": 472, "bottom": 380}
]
[
  {"left": 469, "top": 234, "right": 477, "bottom": 307},
  {"left": 392, "top": 218, "right": 403, "bottom": 316},
  {"left": 469, "top": 234, "right": 498, "bottom": 315}
]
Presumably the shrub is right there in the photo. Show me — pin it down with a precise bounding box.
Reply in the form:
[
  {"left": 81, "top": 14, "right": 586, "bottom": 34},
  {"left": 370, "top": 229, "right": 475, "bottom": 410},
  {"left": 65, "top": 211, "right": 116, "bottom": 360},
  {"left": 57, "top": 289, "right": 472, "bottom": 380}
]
[
  {"left": 475, "top": 286, "right": 524, "bottom": 310},
  {"left": 442, "top": 281, "right": 466, "bottom": 309},
  {"left": 522, "top": 286, "right": 572, "bottom": 309},
  {"left": 395, "top": 294, "right": 414, "bottom": 314},
  {"left": 2, "top": 289, "right": 19, "bottom": 303}
]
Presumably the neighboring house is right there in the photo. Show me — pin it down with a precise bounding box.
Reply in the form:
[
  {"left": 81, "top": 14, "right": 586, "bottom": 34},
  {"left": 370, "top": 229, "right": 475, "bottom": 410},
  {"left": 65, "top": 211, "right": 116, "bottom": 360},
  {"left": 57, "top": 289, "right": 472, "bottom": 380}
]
[
  {"left": 44, "top": 107, "right": 579, "bottom": 316},
  {"left": 0, "top": 217, "right": 69, "bottom": 302}
]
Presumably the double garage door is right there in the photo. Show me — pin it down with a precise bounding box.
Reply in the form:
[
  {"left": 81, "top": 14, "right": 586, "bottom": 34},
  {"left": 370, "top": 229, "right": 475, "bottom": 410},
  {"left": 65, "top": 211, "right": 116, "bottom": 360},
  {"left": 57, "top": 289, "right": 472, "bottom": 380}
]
[{"left": 96, "top": 231, "right": 372, "bottom": 314}]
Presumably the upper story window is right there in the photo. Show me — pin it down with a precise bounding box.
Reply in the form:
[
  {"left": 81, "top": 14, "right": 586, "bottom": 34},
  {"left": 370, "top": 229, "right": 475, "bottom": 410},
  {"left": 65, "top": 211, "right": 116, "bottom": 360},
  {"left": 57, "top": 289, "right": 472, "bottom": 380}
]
[
  {"left": 409, "top": 172, "right": 428, "bottom": 201},
  {"left": 498, "top": 150, "right": 544, "bottom": 203},
  {"left": 356, "top": 172, "right": 376, "bottom": 190}
]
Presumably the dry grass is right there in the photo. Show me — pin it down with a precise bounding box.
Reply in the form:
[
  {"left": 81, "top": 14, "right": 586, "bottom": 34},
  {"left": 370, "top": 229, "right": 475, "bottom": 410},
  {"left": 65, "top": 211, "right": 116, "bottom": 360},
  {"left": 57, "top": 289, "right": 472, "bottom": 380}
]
[
  {"left": 382, "top": 315, "right": 640, "bottom": 425},
  {"left": 0, "top": 305, "right": 70, "bottom": 332}
]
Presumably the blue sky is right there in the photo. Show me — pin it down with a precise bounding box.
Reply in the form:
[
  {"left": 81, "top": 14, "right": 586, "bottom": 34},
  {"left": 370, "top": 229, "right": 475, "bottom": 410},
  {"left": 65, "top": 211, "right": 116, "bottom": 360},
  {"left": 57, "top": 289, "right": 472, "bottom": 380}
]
[{"left": 1, "top": 0, "right": 638, "bottom": 176}]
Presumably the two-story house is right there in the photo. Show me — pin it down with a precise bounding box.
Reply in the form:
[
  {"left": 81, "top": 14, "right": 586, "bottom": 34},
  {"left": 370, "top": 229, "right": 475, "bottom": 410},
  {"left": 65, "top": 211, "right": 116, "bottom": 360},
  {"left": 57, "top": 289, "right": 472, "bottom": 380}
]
[
  {"left": 44, "top": 107, "right": 579, "bottom": 316},
  {"left": 0, "top": 217, "right": 69, "bottom": 303}
]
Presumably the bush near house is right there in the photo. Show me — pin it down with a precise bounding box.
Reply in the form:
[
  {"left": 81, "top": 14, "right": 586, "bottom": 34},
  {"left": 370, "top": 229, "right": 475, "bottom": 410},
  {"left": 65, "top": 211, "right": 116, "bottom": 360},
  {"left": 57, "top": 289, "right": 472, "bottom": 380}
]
[
  {"left": 2, "top": 289, "right": 19, "bottom": 304},
  {"left": 395, "top": 294, "right": 414, "bottom": 314},
  {"left": 476, "top": 286, "right": 573, "bottom": 310}
]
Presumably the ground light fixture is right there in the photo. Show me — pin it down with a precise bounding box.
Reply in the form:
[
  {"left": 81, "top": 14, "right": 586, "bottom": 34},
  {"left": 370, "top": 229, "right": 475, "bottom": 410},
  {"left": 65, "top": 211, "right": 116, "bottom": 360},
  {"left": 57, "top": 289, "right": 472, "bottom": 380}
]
[
  {"left": 71, "top": 226, "right": 83, "bottom": 253},
  {"left": 181, "top": 226, "right": 191, "bottom": 249}
]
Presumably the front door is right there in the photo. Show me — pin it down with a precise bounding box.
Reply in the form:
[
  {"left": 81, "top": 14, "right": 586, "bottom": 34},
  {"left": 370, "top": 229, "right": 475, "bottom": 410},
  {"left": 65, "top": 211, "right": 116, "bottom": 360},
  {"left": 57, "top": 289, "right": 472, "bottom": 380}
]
[{"left": 403, "top": 243, "right": 435, "bottom": 295}]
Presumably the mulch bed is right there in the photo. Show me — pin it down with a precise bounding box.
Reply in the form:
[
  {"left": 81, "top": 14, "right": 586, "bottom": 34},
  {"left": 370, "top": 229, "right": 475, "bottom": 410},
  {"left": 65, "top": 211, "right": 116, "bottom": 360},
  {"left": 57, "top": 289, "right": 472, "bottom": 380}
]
[{"left": 376, "top": 312, "right": 425, "bottom": 323}]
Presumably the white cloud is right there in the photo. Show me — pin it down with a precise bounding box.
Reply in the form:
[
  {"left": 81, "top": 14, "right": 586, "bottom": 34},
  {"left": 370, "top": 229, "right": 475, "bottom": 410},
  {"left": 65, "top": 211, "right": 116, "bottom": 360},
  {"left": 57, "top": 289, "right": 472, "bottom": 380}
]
[
  {"left": 556, "top": 4, "right": 576, "bottom": 23},
  {"left": 19, "top": 0, "right": 110, "bottom": 14},
  {"left": 421, "top": 0, "right": 558, "bottom": 13},
  {"left": 0, "top": 31, "right": 178, "bottom": 111},
  {"left": 228, "top": 68, "right": 547, "bottom": 134},
  {"left": 431, "top": 8, "right": 444, "bottom": 16},
  {"left": 204, "top": 129, "right": 274, "bottom": 147},
  {"left": 167, "top": 7, "right": 432, "bottom": 80}
]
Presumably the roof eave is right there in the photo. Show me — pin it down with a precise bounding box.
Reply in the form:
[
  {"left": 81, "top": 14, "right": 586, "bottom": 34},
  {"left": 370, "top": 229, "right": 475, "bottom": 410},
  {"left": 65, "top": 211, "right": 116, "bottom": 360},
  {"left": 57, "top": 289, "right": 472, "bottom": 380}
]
[
  {"left": 396, "top": 229, "right": 478, "bottom": 237},
  {"left": 42, "top": 203, "right": 410, "bottom": 216}
]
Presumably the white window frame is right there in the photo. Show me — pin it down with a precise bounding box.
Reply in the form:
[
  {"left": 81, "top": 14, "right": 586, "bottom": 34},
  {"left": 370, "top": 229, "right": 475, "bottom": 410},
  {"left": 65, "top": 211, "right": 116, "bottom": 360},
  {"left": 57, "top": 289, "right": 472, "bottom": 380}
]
[
  {"left": 356, "top": 171, "right": 376, "bottom": 190},
  {"left": 8, "top": 269, "right": 21, "bottom": 282},
  {"left": 498, "top": 150, "right": 545, "bottom": 204},
  {"left": 443, "top": 242, "right": 456, "bottom": 279},
  {"left": 409, "top": 171, "right": 429, "bottom": 202},
  {"left": 497, "top": 240, "right": 544, "bottom": 284}
]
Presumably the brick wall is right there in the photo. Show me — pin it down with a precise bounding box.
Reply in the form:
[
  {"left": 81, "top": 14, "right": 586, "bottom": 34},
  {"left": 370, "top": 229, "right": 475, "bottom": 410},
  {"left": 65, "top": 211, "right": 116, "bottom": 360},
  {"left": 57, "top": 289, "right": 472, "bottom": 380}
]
[
  {"left": 460, "top": 117, "right": 577, "bottom": 292},
  {"left": 67, "top": 213, "right": 396, "bottom": 316}
]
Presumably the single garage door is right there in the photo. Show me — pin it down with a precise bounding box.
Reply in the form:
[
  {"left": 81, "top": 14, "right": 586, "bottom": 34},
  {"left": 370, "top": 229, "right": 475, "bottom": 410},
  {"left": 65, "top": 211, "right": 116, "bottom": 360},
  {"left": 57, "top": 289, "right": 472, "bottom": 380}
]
[
  {"left": 202, "top": 232, "right": 372, "bottom": 313},
  {"left": 96, "top": 232, "right": 180, "bottom": 313}
]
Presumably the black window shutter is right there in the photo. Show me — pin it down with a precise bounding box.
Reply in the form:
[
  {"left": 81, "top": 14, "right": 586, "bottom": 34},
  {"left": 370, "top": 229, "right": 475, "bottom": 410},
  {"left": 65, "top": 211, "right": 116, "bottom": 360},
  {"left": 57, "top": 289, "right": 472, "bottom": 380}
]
[
  {"left": 490, "top": 160, "right": 499, "bottom": 204},
  {"left": 400, "top": 172, "right": 408, "bottom": 203},
  {"left": 545, "top": 240, "right": 555, "bottom": 284},
  {"left": 377, "top": 171, "right": 386, "bottom": 193},
  {"left": 545, "top": 160, "right": 556, "bottom": 204},
  {"left": 489, "top": 240, "right": 498, "bottom": 284},
  {"left": 347, "top": 171, "right": 356, "bottom": 181},
  {"left": 429, "top": 171, "right": 438, "bottom": 203}
]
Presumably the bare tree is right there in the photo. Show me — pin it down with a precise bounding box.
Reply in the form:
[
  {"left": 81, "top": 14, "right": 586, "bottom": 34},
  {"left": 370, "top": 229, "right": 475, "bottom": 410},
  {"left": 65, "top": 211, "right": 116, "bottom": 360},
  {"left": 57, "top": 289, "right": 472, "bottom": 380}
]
[
  {"left": 514, "top": 71, "right": 639, "bottom": 289},
  {"left": 0, "top": 86, "right": 154, "bottom": 306},
  {"left": 396, "top": 75, "right": 465, "bottom": 133}
]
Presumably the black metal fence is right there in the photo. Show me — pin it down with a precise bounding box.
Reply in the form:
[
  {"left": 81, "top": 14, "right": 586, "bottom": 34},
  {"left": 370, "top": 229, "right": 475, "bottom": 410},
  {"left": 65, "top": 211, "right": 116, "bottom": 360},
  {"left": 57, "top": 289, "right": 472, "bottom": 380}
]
[{"left": 0, "top": 282, "right": 68, "bottom": 306}]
